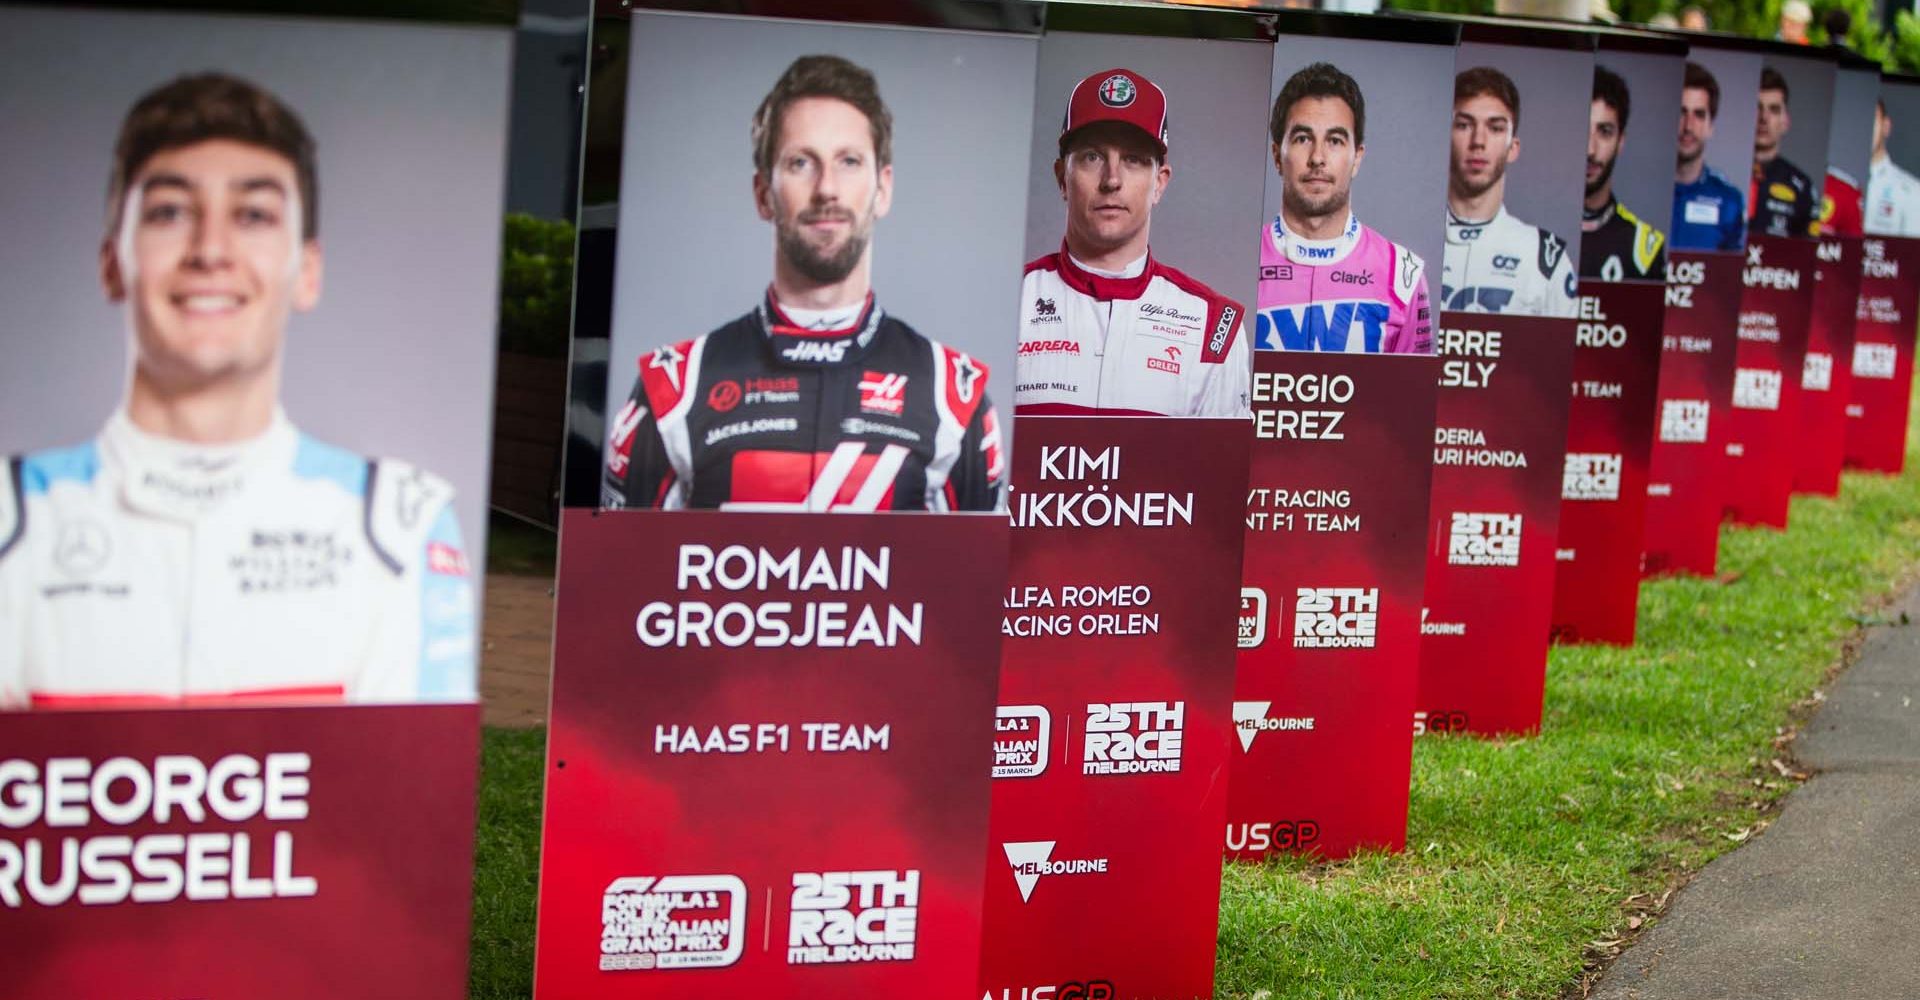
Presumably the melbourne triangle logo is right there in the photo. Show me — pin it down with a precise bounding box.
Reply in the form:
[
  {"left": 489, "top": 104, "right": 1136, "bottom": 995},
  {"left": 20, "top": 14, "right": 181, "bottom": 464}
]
[
  {"left": 1232, "top": 701, "right": 1271, "bottom": 753},
  {"left": 1002, "top": 841, "right": 1108, "bottom": 903}
]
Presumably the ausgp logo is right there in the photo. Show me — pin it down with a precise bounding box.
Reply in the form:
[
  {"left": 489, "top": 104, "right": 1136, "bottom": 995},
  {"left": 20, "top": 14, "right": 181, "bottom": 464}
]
[
  {"left": 1291, "top": 587, "right": 1378, "bottom": 649},
  {"left": 1447, "top": 512, "right": 1522, "bottom": 567}
]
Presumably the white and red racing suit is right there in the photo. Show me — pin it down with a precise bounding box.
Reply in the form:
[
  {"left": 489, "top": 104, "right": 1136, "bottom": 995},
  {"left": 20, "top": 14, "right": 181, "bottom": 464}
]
[
  {"left": 0, "top": 410, "right": 475, "bottom": 709},
  {"left": 1255, "top": 212, "right": 1433, "bottom": 354},
  {"left": 1015, "top": 247, "right": 1250, "bottom": 417},
  {"left": 604, "top": 290, "right": 1006, "bottom": 512}
]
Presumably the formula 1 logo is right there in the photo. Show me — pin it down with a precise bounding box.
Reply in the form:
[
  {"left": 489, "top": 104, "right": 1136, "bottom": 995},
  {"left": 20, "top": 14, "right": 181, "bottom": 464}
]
[
  {"left": 1562, "top": 453, "right": 1623, "bottom": 501},
  {"left": 1447, "top": 512, "right": 1522, "bottom": 567},
  {"left": 787, "top": 870, "right": 918, "bottom": 965},
  {"left": 993, "top": 704, "right": 1050, "bottom": 779},
  {"left": 1659, "top": 399, "right": 1710, "bottom": 442},
  {"left": 858, "top": 372, "right": 908, "bottom": 416},
  {"left": 1003, "top": 841, "right": 1109, "bottom": 903},
  {"left": 599, "top": 874, "right": 747, "bottom": 971},
  {"left": 1732, "top": 368, "right": 1783, "bottom": 411},
  {"left": 1237, "top": 587, "right": 1268, "bottom": 648},
  {"left": 1083, "top": 701, "right": 1183, "bottom": 775}
]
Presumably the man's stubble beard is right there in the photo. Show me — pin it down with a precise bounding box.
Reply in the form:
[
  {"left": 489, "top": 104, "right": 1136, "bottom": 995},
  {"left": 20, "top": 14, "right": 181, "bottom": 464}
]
[
  {"left": 1282, "top": 180, "right": 1349, "bottom": 226},
  {"left": 1585, "top": 155, "right": 1617, "bottom": 199},
  {"left": 1449, "top": 156, "right": 1506, "bottom": 205},
  {"left": 775, "top": 200, "right": 872, "bottom": 285}
]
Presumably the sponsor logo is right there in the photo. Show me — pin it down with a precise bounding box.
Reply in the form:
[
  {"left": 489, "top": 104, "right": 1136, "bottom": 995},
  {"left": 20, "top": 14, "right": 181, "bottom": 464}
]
[
  {"left": 1447, "top": 512, "right": 1522, "bottom": 567},
  {"left": 1210, "top": 305, "right": 1237, "bottom": 354},
  {"left": 707, "top": 380, "right": 742, "bottom": 413},
  {"left": 1260, "top": 264, "right": 1295, "bottom": 281},
  {"left": 1292, "top": 587, "right": 1378, "bottom": 649},
  {"left": 1684, "top": 198, "right": 1720, "bottom": 225},
  {"left": 1083, "top": 701, "right": 1183, "bottom": 775},
  {"left": 950, "top": 352, "right": 983, "bottom": 403},
  {"left": 858, "top": 372, "right": 908, "bottom": 416},
  {"left": 1146, "top": 345, "right": 1182, "bottom": 374},
  {"left": 705, "top": 417, "right": 800, "bottom": 447},
  {"left": 600, "top": 874, "right": 746, "bottom": 971},
  {"left": 1020, "top": 339, "right": 1081, "bottom": 356},
  {"left": 781, "top": 339, "right": 850, "bottom": 364},
  {"left": 745, "top": 376, "right": 801, "bottom": 405},
  {"left": 1097, "top": 74, "right": 1135, "bottom": 107},
  {"left": 993, "top": 705, "right": 1050, "bottom": 779},
  {"left": 1225, "top": 821, "right": 1321, "bottom": 852},
  {"left": 1330, "top": 269, "right": 1372, "bottom": 285},
  {"left": 230, "top": 530, "right": 351, "bottom": 594},
  {"left": 1455, "top": 225, "right": 1485, "bottom": 241},
  {"left": 1732, "top": 368, "right": 1783, "bottom": 411},
  {"left": 1491, "top": 254, "right": 1520, "bottom": 273},
  {"left": 426, "top": 541, "right": 470, "bottom": 576},
  {"left": 787, "top": 870, "right": 918, "bottom": 965},
  {"left": 1660, "top": 399, "right": 1710, "bottom": 443},
  {"left": 1854, "top": 342, "right": 1898, "bottom": 379},
  {"left": 1035, "top": 297, "right": 1057, "bottom": 317},
  {"left": 1562, "top": 453, "right": 1623, "bottom": 501},
  {"left": 1234, "top": 701, "right": 1315, "bottom": 752},
  {"left": 607, "top": 399, "right": 645, "bottom": 477},
  {"left": 53, "top": 520, "right": 111, "bottom": 579},
  {"left": 1003, "top": 841, "right": 1108, "bottom": 903},
  {"left": 1237, "top": 587, "right": 1268, "bottom": 648},
  {"left": 839, "top": 417, "right": 922, "bottom": 443},
  {"left": 1139, "top": 303, "right": 1203, "bottom": 326},
  {"left": 1769, "top": 182, "right": 1797, "bottom": 202},
  {"left": 1419, "top": 607, "right": 1466, "bottom": 636}
]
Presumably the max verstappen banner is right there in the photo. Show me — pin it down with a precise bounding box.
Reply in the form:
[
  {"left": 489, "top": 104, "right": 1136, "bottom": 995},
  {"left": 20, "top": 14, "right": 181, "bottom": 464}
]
[
  {"left": 1847, "top": 236, "right": 1920, "bottom": 471},
  {"left": 1794, "top": 235, "right": 1863, "bottom": 494},
  {"left": 1727, "top": 235, "right": 1818, "bottom": 527},
  {"left": 1228, "top": 353, "right": 1438, "bottom": 861},
  {"left": 0, "top": 705, "right": 479, "bottom": 999},
  {"left": 982, "top": 417, "right": 1247, "bottom": 1000},
  {"left": 535, "top": 511, "right": 1007, "bottom": 999},
  {"left": 1553, "top": 282, "right": 1664, "bottom": 644},
  {"left": 1420, "top": 316, "right": 1577, "bottom": 736},
  {"left": 1644, "top": 253, "right": 1744, "bottom": 575}
]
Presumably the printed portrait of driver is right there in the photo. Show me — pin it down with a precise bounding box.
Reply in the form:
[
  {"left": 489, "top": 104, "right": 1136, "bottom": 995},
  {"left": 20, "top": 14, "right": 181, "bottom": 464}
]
[
  {"left": 1582, "top": 65, "right": 1668, "bottom": 283},
  {"left": 603, "top": 54, "right": 1006, "bottom": 512},
  {"left": 0, "top": 73, "right": 476, "bottom": 709},
  {"left": 1443, "top": 66, "right": 1580, "bottom": 317}
]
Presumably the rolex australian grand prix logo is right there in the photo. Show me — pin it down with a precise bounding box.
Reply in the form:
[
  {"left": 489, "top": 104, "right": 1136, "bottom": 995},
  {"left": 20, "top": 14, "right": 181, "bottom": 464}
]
[{"left": 1098, "top": 74, "right": 1135, "bottom": 108}]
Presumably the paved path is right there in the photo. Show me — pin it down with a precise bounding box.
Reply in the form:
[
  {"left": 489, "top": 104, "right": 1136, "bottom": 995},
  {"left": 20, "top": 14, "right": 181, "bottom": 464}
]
[
  {"left": 480, "top": 573, "right": 554, "bottom": 728},
  {"left": 1591, "top": 585, "right": 1920, "bottom": 999}
]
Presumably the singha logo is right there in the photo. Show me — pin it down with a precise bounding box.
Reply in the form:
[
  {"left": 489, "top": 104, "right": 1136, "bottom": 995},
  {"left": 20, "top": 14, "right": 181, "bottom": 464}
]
[{"left": 1035, "top": 298, "right": 1057, "bottom": 317}]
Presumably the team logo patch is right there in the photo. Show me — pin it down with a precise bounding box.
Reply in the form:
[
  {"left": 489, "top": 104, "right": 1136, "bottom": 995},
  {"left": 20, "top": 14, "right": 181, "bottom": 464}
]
[
  {"left": 707, "top": 380, "right": 742, "bottom": 413},
  {"left": 1098, "top": 74, "right": 1136, "bottom": 107},
  {"left": 1210, "top": 306, "right": 1237, "bottom": 355},
  {"left": 858, "top": 372, "right": 908, "bottom": 416},
  {"left": 1769, "top": 182, "right": 1798, "bottom": 202}
]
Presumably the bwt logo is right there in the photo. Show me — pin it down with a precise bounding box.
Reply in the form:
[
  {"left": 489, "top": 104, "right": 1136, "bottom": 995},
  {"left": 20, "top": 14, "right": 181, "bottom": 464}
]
[
  {"left": 1233, "top": 700, "right": 1315, "bottom": 752},
  {"left": 1562, "top": 453, "right": 1623, "bottom": 501},
  {"left": 1732, "top": 368, "right": 1783, "bottom": 411},
  {"left": 599, "top": 874, "right": 747, "bottom": 972},
  {"left": 983, "top": 982, "right": 1117, "bottom": 1000},
  {"left": 1447, "top": 512, "right": 1522, "bottom": 567},
  {"left": 1292, "top": 587, "right": 1378, "bottom": 649},
  {"left": 1238, "top": 587, "right": 1268, "bottom": 648},
  {"left": 1083, "top": 701, "right": 1184, "bottom": 775},
  {"left": 787, "top": 870, "right": 918, "bottom": 965},
  {"left": 1225, "top": 820, "right": 1321, "bottom": 852},
  {"left": 993, "top": 704, "right": 1050, "bottom": 779},
  {"left": 1003, "top": 841, "right": 1109, "bottom": 903},
  {"left": 1660, "top": 399, "right": 1710, "bottom": 443}
]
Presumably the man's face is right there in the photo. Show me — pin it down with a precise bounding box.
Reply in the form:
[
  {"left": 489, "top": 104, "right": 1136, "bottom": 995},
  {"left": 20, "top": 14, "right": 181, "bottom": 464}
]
[
  {"left": 1053, "top": 121, "right": 1168, "bottom": 256},
  {"left": 1756, "top": 87, "right": 1790, "bottom": 156},
  {"left": 101, "top": 138, "right": 321, "bottom": 392},
  {"left": 1588, "top": 99, "right": 1623, "bottom": 198},
  {"left": 1274, "top": 95, "right": 1364, "bottom": 221},
  {"left": 1678, "top": 86, "right": 1715, "bottom": 165},
  {"left": 754, "top": 96, "right": 892, "bottom": 285},
  {"left": 1450, "top": 92, "right": 1519, "bottom": 198},
  {"left": 1875, "top": 104, "right": 1892, "bottom": 159}
]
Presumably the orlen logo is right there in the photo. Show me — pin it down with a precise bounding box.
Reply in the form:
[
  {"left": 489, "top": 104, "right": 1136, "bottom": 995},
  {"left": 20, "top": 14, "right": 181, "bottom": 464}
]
[
  {"left": 1562, "top": 453, "right": 1622, "bottom": 501},
  {"left": 1233, "top": 700, "right": 1315, "bottom": 752},
  {"left": 1447, "top": 512, "right": 1522, "bottom": 567},
  {"left": 983, "top": 982, "right": 1117, "bottom": 1000},
  {"left": 1146, "top": 345, "right": 1182, "bottom": 374},
  {"left": 1225, "top": 820, "right": 1321, "bottom": 853},
  {"left": 1083, "top": 701, "right": 1183, "bottom": 775},
  {"left": 993, "top": 704, "right": 1050, "bottom": 779},
  {"left": 599, "top": 874, "right": 747, "bottom": 971},
  {"left": 1003, "top": 841, "right": 1108, "bottom": 903},
  {"left": 1292, "top": 587, "right": 1378, "bottom": 649},
  {"left": 1237, "top": 587, "right": 1268, "bottom": 648},
  {"left": 786, "top": 870, "right": 917, "bottom": 965}
]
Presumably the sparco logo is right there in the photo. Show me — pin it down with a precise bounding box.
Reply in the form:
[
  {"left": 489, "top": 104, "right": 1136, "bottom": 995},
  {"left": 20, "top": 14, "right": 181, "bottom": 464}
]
[
  {"left": 1003, "top": 841, "right": 1108, "bottom": 903},
  {"left": 1083, "top": 701, "right": 1183, "bottom": 775},
  {"left": 781, "top": 339, "right": 849, "bottom": 363},
  {"left": 1329, "top": 269, "right": 1373, "bottom": 285},
  {"left": 993, "top": 704, "right": 1050, "bottom": 779},
  {"left": 1211, "top": 305, "right": 1238, "bottom": 355},
  {"left": 1237, "top": 587, "right": 1268, "bottom": 647},
  {"left": 599, "top": 874, "right": 746, "bottom": 971},
  {"left": 1447, "top": 512, "right": 1522, "bottom": 567},
  {"left": 1659, "top": 399, "right": 1710, "bottom": 443},
  {"left": 1562, "top": 453, "right": 1622, "bottom": 501},
  {"left": 983, "top": 982, "right": 1117, "bottom": 1000},
  {"left": 1233, "top": 700, "right": 1314, "bottom": 752},
  {"left": 1292, "top": 587, "right": 1378, "bottom": 649},
  {"left": 786, "top": 870, "right": 918, "bottom": 965}
]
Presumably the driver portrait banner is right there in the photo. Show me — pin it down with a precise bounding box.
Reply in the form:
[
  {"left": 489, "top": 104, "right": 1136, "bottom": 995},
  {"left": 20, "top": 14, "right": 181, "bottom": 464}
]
[
  {"left": 534, "top": 511, "right": 1007, "bottom": 998},
  {"left": 1846, "top": 236, "right": 1920, "bottom": 471},
  {"left": 1793, "top": 235, "right": 1864, "bottom": 494},
  {"left": 1228, "top": 352, "right": 1438, "bottom": 861},
  {"left": 982, "top": 416, "right": 1248, "bottom": 1000},
  {"left": 1644, "top": 252, "right": 1744, "bottom": 576},
  {"left": 1727, "top": 235, "right": 1818, "bottom": 527}
]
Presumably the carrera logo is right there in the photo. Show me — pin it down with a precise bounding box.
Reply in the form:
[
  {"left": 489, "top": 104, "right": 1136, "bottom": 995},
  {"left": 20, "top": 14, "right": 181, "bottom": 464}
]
[
  {"left": 1660, "top": 399, "right": 1710, "bottom": 442},
  {"left": 1292, "top": 587, "right": 1378, "bottom": 649},
  {"left": 1146, "top": 346, "right": 1182, "bottom": 374},
  {"left": 1211, "top": 305, "right": 1237, "bottom": 354},
  {"left": 1083, "top": 701, "right": 1183, "bottom": 775},
  {"left": 599, "top": 874, "right": 747, "bottom": 971},
  {"left": 1237, "top": 587, "right": 1268, "bottom": 648},
  {"left": 1233, "top": 700, "right": 1314, "bottom": 752},
  {"left": 781, "top": 339, "right": 850, "bottom": 364},
  {"left": 858, "top": 372, "right": 908, "bottom": 416},
  {"left": 1447, "top": 512, "right": 1522, "bottom": 567},
  {"left": 993, "top": 704, "right": 1050, "bottom": 779},
  {"left": 1020, "top": 339, "right": 1081, "bottom": 355},
  {"left": 1003, "top": 841, "right": 1108, "bottom": 903},
  {"left": 426, "top": 542, "right": 470, "bottom": 577},
  {"left": 786, "top": 870, "right": 918, "bottom": 965},
  {"left": 1562, "top": 453, "right": 1622, "bottom": 501},
  {"left": 707, "top": 380, "right": 742, "bottom": 413},
  {"left": 1733, "top": 368, "right": 1783, "bottom": 410}
]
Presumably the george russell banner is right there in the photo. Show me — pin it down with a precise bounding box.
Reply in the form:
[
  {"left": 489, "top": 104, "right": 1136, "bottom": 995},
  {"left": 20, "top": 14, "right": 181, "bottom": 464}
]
[
  {"left": 0, "top": 704, "right": 480, "bottom": 1000},
  {"left": 982, "top": 416, "right": 1249, "bottom": 1000},
  {"left": 1228, "top": 352, "right": 1438, "bottom": 861},
  {"left": 1643, "top": 251, "right": 1744, "bottom": 576},
  {"left": 1794, "top": 236, "right": 1864, "bottom": 494},
  {"left": 534, "top": 511, "right": 1007, "bottom": 999},
  {"left": 1727, "top": 235, "right": 1818, "bottom": 527},
  {"left": 1846, "top": 235, "right": 1920, "bottom": 472}
]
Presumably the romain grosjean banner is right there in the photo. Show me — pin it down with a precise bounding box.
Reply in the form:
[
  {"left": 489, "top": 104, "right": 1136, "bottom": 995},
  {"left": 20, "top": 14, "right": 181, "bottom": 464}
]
[
  {"left": 1643, "top": 251, "right": 1743, "bottom": 577},
  {"left": 0, "top": 704, "right": 480, "bottom": 999},
  {"left": 982, "top": 416, "right": 1248, "bottom": 1000},
  {"left": 1551, "top": 281, "right": 1664, "bottom": 645},
  {"left": 1227, "top": 352, "right": 1437, "bottom": 862},
  {"left": 1726, "top": 235, "right": 1818, "bottom": 528},
  {"left": 1846, "top": 236, "right": 1920, "bottom": 473},
  {"left": 534, "top": 511, "right": 1007, "bottom": 999},
  {"left": 1418, "top": 314, "right": 1576, "bottom": 736},
  {"left": 1793, "top": 236, "right": 1864, "bottom": 495}
]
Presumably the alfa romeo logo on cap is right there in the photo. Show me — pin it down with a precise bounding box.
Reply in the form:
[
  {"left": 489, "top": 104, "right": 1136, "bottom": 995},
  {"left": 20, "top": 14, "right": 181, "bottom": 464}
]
[{"left": 1098, "top": 74, "right": 1136, "bottom": 108}]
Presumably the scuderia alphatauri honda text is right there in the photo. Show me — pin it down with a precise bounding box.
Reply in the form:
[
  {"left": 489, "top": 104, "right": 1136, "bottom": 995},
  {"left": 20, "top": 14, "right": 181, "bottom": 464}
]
[{"left": 604, "top": 291, "right": 1006, "bottom": 512}]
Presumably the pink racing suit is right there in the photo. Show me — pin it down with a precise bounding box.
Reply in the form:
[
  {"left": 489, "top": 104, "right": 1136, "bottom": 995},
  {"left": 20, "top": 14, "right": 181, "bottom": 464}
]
[{"left": 1254, "top": 212, "right": 1433, "bottom": 355}]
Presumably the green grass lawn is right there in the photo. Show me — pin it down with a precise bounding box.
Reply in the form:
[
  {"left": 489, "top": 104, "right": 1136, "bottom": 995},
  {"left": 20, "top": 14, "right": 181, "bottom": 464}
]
[{"left": 470, "top": 403, "right": 1920, "bottom": 1000}]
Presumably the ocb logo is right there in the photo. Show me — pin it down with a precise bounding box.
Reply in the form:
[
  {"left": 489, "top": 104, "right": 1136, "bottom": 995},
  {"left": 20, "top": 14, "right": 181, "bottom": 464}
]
[{"left": 1447, "top": 512, "right": 1522, "bottom": 567}]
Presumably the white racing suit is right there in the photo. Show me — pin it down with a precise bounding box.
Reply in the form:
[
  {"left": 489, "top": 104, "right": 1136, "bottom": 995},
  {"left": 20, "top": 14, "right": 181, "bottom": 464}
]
[{"left": 1441, "top": 207, "right": 1580, "bottom": 318}]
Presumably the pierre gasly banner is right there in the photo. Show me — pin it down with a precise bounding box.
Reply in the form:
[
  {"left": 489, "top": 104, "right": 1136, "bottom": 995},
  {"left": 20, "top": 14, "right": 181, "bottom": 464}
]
[
  {"left": 1643, "top": 252, "right": 1744, "bottom": 576},
  {"left": 0, "top": 705, "right": 479, "bottom": 999},
  {"left": 1552, "top": 282, "right": 1664, "bottom": 644},
  {"left": 1228, "top": 352, "right": 1437, "bottom": 862},
  {"left": 535, "top": 511, "right": 1006, "bottom": 999},
  {"left": 1419, "top": 315, "right": 1576, "bottom": 736},
  {"left": 1847, "top": 236, "right": 1920, "bottom": 472},
  {"left": 1727, "top": 235, "right": 1818, "bottom": 527},
  {"left": 982, "top": 416, "right": 1247, "bottom": 1000},
  {"left": 1793, "top": 235, "right": 1864, "bottom": 494}
]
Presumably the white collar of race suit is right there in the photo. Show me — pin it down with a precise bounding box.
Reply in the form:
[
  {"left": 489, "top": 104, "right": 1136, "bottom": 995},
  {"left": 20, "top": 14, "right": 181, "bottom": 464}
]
[
  {"left": 1066, "top": 250, "right": 1148, "bottom": 280},
  {"left": 101, "top": 406, "right": 299, "bottom": 522},
  {"left": 1445, "top": 205, "right": 1509, "bottom": 245},
  {"left": 1270, "top": 210, "right": 1361, "bottom": 266}
]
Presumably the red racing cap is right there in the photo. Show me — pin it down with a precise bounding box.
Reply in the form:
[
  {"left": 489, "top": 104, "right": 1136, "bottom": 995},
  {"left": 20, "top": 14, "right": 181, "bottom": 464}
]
[{"left": 1061, "top": 68, "right": 1169, "bottom": 155}]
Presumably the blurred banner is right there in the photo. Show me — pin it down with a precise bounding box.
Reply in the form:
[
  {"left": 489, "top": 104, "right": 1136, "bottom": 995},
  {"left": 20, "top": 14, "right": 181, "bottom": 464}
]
[{"left": 1846, "top": 72, "right": 1920, "bottom": 473}]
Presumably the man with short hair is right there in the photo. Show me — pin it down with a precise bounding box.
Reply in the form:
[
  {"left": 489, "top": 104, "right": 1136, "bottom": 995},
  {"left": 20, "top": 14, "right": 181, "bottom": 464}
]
[
  {"left": 1867, "top": 98, "right": 1920, "bottom": 237},
  {"left": 0, "top": 73, "right": 475, "bottom": 708},
  {"left": 1582, "top": 65, "right": 1667, "bottom": 281},
  {"left": 1442, "top": 66, "right": 1579, "bottom": 317},
  {"left": 605, "top": 55, "right": 1005, "bottom": 510},
  {"left": 1751, "top": 65, "right": 1817, "bottom": 238},
  {"left": 1672, "top": 61, "right": 1746, "bottom": 252},
  {"left": 1017, "top": 67, "right": 1250, "bottom": 415},
  {"left": 1255, "top": 61, "right": 1432, "bottom": 354}
]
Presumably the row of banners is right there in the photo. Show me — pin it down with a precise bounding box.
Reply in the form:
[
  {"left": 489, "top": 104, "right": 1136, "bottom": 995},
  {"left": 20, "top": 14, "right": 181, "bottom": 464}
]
[{"left": 5, "top": 2, "right": 1920, "bottom": 1000}]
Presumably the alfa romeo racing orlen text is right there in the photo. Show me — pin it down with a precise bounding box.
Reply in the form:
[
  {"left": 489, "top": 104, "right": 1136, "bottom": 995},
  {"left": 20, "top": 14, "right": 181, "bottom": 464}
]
[
  {"left": 0, "top": 752, "right": 317, "bottom": 908},
  {"left": 787, "top": 869, "right": 918, "bottom": 965},
  {"left": 599, "top": 874, "right": 747, "bottom": 971},
  {"left": 634, "top": 544, "right": 923, "bottom": 649},
  {"left": 1081, "top": 701, "right": 1183, "bottom": 775}
]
